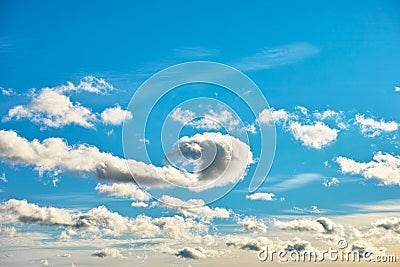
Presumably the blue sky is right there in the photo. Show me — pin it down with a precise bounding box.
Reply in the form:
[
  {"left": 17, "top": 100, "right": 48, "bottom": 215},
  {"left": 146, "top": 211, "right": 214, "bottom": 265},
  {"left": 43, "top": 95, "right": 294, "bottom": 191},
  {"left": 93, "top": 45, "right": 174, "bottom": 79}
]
[{"left": 0, "top": 1, "right": 400, "bottom": 266}]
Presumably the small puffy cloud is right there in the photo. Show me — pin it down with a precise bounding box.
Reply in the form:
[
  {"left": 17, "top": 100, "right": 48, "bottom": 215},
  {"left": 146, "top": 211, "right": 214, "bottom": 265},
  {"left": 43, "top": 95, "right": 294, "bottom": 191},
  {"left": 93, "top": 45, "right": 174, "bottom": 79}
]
[
  {"left": 92, "top": 248, "right": 125, "bottom": 258},
  {"left": 170, "top": 107, "right": 195, "bottom": 124},
  {"left": 274, "top": 217, "right": 343, "bottom": 235},
  {"left": 237, "top": 216, "right": 267, "bottom": 233},
  {"left": 131, "top": 201, "right": 149, "bottom": 208},
  {"left": 3, "top": 76, "right": 113, "bottom": 128},
  {"left": 258, "top": 108, "right": 290, "bottom": 125},
  {"left": 313, "top": 110, "right": 339, "bottom": 120},
  {"left": 246, "top": 192, "right": 275, "bottom": 201},
  {"left": 174, "top": 246, "right": 222, "bottom": 259},
  {"left": 95, "top": 183, "right": 150, "bottom": 201},
  {"left": 323, "top": 177, "right": 339, "bottom": 187},
  {"left": 394, "top": 86, "right": 400, "bottom": 92},
  {"left": 289, "top": 122, "right": 338, "bottom": 149},
  {"left": 355, "top": 114, "right": 398, "bottom": 137},
  {"left": 373, "top": 217, "right": 400, "bottom": 234},
  {"left": 4, "top": 88, "right": 97, "bottom": 128},
  {"left": 158, "top": 195, "right": 230, "bottom": 220},
  {"left": 100, "top": 106, "right": 133, "bottom": 125},
  {"left": 295, "top": 105, "right": 308, "bottom": 116},
  {"left": 335, "top": 152, "right": 400, "bottom": 185},
  {"left": 1, "top": 87, "right": 15, "bottom": 96},
  {"left": 0, "top": 173, "right": 8, "bottom": 183}
]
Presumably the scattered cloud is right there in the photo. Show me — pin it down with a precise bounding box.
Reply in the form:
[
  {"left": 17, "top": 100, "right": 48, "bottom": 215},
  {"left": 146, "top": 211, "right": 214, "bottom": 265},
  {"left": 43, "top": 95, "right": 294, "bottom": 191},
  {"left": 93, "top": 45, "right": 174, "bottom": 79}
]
[
  {"left": 92, "top": 248, "right": 125, "bottom": 258},
  {"left": 0, "top": 87, "right": 16, "bottom": 96},
  {"left": 158, "top": 195, "right": 230, "bottom": 220},
  {"left": 4, "top": 88, "right": 97, "bottom": 128},
  {"left": 355, "top": 114, "right": 398, "bottom": 137},
  {"left": 274, "top": 217, "right": 343, "bottom": 235},
  {"left": 257, "top": 108, "right": 291, "bottom": 125},
  {"left": 323, "top": 177, "right": 339, "bottom": 187},
  {"left": 173, "top": 246, "right": 222, "bottom": 259},
  {"left": 237, "top": 216, "right": 267, "bottom": 233},
  {"left": 0, "top": 198, "right": 208, "bottom": 240},
  {"left": 3, "top": 76, "right": 114, "bottom": 129},
  {"left": 394, "top": 86, "right": 400, "bottom": 92},
  {"left": 100, "top": 106, "right": 133, "bottom": 125},
  {"left": 233, "top": 42, "right": 319, "bottom": 71},
  {"left": 246, "top": 192, "right": 275, "bottom": 201},
  {"left": 0, "top": 173, "right": 8, "bottom": 183},
  {"left": 289, "top": 122, "right": 338, "bottom": 149},
  {"left": 170, "top": 107, "right": 195, "bottom": 124},
  {"left": 335, "top": 152, "right": 400, "bottom": 185},
  {"left": 95, "top": 183, "right": 150, "bottom": 201}
]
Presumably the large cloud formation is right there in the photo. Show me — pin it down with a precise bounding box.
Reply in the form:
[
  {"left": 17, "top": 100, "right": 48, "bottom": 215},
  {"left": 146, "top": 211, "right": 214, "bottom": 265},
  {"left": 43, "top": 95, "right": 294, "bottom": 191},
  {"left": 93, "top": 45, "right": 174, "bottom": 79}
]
[
  {"left": 335, "top": 152, "right": 400, "bottom": 185},
  {"left": 0, "top": 130, "right": 253, "bottom": 191}
]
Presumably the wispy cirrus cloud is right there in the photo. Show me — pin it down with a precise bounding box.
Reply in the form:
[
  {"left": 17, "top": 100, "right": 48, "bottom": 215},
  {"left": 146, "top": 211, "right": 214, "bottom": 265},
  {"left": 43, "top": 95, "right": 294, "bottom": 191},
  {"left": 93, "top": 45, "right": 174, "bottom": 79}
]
[{"left": 232, "top": 42, "right": 319, "bottom": 72}]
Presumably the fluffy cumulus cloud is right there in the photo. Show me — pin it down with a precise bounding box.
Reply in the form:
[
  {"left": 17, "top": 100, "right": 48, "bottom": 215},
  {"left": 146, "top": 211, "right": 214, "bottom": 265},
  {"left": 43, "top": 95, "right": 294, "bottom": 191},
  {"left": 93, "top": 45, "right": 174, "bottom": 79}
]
[
  {"left": 92, "top": 248, "right": 125, "bottom": 258},
  {"left": 170, "top": 107, "right": 240, "bottom": 132},
  {"left": 0, "top": 199, "right": 208, "bottom": 240},
  {"left": 355, "top": 114, "right": 398, "bottom": 137},
  {"left": 257, "top": 108, "right": 291, "bottom": 125},
  {"left": 95, "top": 183, "right": 150, "bottom": 201},
  {"left": 323, "top": 177, "right": 339, "bottom": 187},
  {"left": 158, "top": 195, "right": 230, "bottom": 220},
  {"left": 335, "top": 152, "right": 400, "bottom": 185},
  {"left": 373, "top": 217, "right": 400, "bottom": 233},
  {"left": 100, "top": 106, "right": 133, "bottom": 125},
  {"left": 246, "top": 192, "right": 275, "bottom": 201},
  {"left": 289, "top": 122, "right": 338, "bottom": 149},
  {"left": 173, "top": 246, "right": 223, "bottom": 259},
  {"left": 237, "top": 216, "right": 267, "bottom": 233},
  {"left": 274, "top": 217, "right": 343, "bottom": 236},
  {"left": 3, "top": 76, "right": 114, "bottom": 128},
  {"left": 0, "top": 130, "right": 253, "bottom": 191}
]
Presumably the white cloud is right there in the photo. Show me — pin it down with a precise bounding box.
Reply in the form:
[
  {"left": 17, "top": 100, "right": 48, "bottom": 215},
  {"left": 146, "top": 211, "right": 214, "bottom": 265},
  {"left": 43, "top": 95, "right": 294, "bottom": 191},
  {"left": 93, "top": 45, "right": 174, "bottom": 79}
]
[
  {"left": 246, "top": 192, "right": 275, "bottom": 201},
  {"left": 257, "top": 108, "right": 290, "bottom": 125},
  {"left": 355, "top": 114, "right": 398, "bottom": 137},
  {"left": 335, "top": 152, "right": 400, "bottom": 185},
  {"left": 100, "top": 106, "right": 133, "bottom": 125},
  {"left": 289, "top": 122, "right": 338, "bottom": 149},
  {"left": 0, "top": 198, "right": 208, "bottom": 240},
  {"left": 0, "top": 173, "right": 8, "bottom": 183},
  {"left": 91, "top": 248, "right": 125, "bottom": 258},
  {"left": 3, "top": 76, "right": 113, "bottom": 128},
  {"left": 0, "top": 87, "right": 15, "bottom": 96},
  {"left": 274, "top": 217, "right": 343, "bottom": 235},
  {"left": 0, "top": 130, "right": 253, "bottom": 191},
  {"left": 131, "top": 201, "right": 149, "bottom": 208},
  {"left": 237, "top": 216, "right": 267, "bottom": 233},
  {"left": 323, "top": 177, "right": 339, "bottom": 187},
  {"left": 173, "top": 246, "right": 223, "bottom": 259},
  {"left": 158, "top": 195, "right": 230, "bottom": 220},
  {"left": 171, "top": 107, "right": 241, "bottom": 132},
  {"left": 233, "top": 42, "right": 319, "bottom": 71},
  {"left": 295, "top": 105, "right": 308, "bottom": 116},
  {"left": 95, "top": 183, "right": 150, "bottom": 201},
  {"left": 4, "top": 88, "right": 97, "bottom": 128},
  {"left": 170, "top": 107, "right": 195, "bottom": 124},
  {"left": 394, "top": 86, "right": 400, "bottom": 92},
  {"left": 373, "top": 217, "right": 400, "bottom": 233},
  {"left": 313, "top": 110, "right": 339, "bottom": 120}
]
